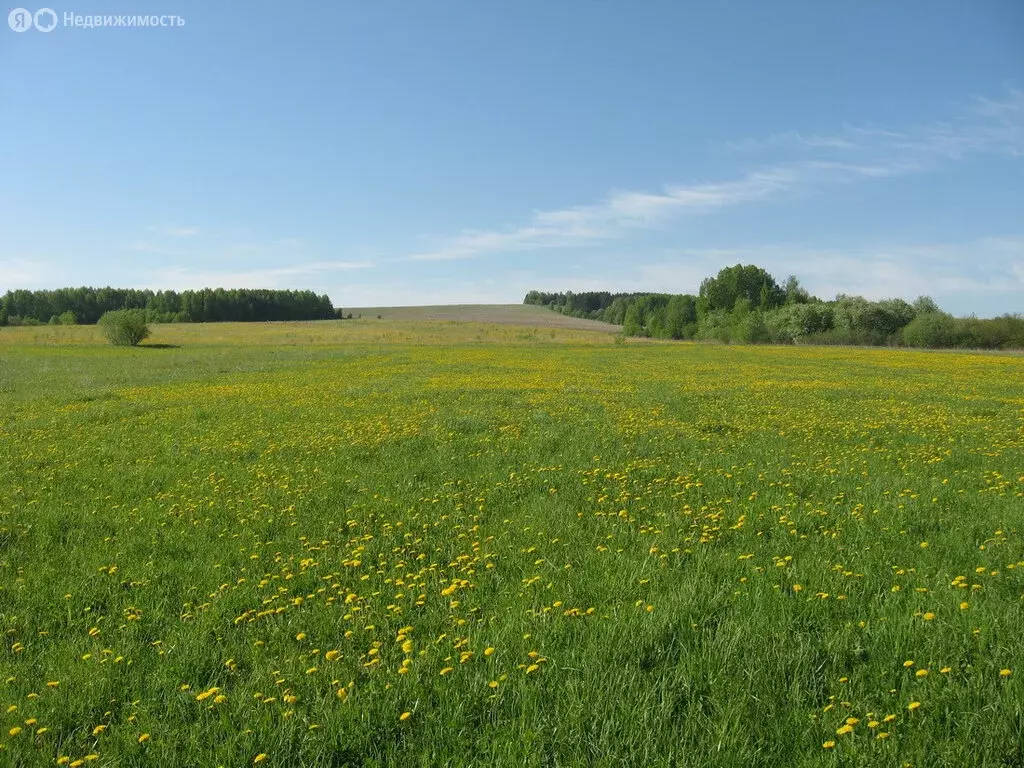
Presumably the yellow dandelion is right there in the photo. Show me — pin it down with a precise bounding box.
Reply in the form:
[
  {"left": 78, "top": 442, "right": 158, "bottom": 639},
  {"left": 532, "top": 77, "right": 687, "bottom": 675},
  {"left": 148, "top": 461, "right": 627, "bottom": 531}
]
[
  {"left": 439, "top": 667, "right": 454, "bottom": 676},
  {"left": 915, "top": 669, "right": 928, "bottom": 678},
  {"left": 92, "top": 725, "right": 107, "bottom": 736},
  {"left": 526, "top": 664, "right": 539, "bottom": 674},
  {"left": 138, "top": 733, "right": 150, "bottom": 743},
  {"left": 488, "top": 680, "right": 499, "bottom": 688},
  {"left": 822, "top": 740, "right": 835, "bottom": 749},
  {"left": 903, "top": 660, "right": 915, "bottom": 668},
  {"left": 46, "top": 681, "right": 60, "bottom": 688},
  {"left": 883, "top": 714, "right": 897, "bottom": 723},
  {"left": 836, "top": 724, "right": 854, "bottom": 736},
  {"left": 1000, "top": 668, "right": 1012, "bottom": 677},
  {"left": 213, "top": 694, "right": 227, "bottom": 704},
  {"left": 254, "top": 755, "right": 268, "bottom": 764},
  {"left": 484, "top": 647, "right": 495, "bottom": 657},
  {"left": 960, "top": 602, "right": 969, "bottom": 610},
  {"left": 325, "top": 650, "right": 341, "bottom": 661},
  {"left": 940, "top": 667, "right": 951, "bottom": 674},
  {"left": 877, "top": 732, "right": 890, "bottom": 740},
  {"left": 336, "top": 688, "right": 348, "bottom": 701},
  {"left": 399, "top": 712, "right": 411, "bottom": 721},
  {"left": 923, "top": 612, "right": 935, "bottom": 621},
  {"left": 907, "top": 701, "right": 921, "bottom": 711},
  {"left": 9, "top": 726, "right": 22, "bottom": 736},
  {"left": 295, "top": 633, "right": 307, "bottom": 641}
]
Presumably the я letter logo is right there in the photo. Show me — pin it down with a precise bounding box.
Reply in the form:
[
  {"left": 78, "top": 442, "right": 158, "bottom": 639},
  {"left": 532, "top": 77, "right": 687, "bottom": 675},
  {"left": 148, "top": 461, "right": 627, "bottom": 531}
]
[{"left": 8, "top": 7, "right": 58, "bottom": 31}]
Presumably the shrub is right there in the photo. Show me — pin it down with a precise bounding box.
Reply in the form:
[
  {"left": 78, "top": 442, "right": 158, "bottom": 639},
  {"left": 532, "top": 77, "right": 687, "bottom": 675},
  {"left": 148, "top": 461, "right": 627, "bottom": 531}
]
[
  {"left": 98, "top": 309, "right": 150, "bottom": 346},
  {"left": 902, "top": 312, "right": 959, "bottom": 349},
  {"left": 58, "top": 311, "right": 77, "bottom": 325}
]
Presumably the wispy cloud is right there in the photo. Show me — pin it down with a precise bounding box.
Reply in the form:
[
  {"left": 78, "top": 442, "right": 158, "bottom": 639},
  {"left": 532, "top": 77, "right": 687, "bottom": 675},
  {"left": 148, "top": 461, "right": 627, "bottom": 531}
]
[
  {"left": 721, "top": 132, "right": 859, "bottom": 152},
  {"left": 0, "top": 258, "right": 51, "bottom": 291},
  {"left": 146, "top": 261, "right": 374, "bottom": 291},
  {"left": 400, "top": 89, "right": 1023, "bottom": 264},
  {"left": 149, "top": 225, "right": 202, "bottom": 238},
  {"left": 658, "top": 236, "right": 1024, "bottom": 306}
]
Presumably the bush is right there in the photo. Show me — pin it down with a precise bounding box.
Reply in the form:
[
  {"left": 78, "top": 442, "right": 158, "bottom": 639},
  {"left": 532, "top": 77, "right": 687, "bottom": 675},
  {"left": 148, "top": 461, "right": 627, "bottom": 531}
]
[
  {"left": 58, "top": 311, "right": 77, "bottom": 325},
  {"left": 98, "top": 309, "right": 150, "bottom": 346},
  {"left": 902, "top": 312, "right": 959, "bottom": 349}
]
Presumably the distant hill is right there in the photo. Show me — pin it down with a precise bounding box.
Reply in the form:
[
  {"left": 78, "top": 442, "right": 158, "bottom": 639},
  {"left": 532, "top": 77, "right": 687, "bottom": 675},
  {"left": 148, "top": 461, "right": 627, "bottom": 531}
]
[{"left": 343, "top": 304, "right": 622, "bottom": 332}]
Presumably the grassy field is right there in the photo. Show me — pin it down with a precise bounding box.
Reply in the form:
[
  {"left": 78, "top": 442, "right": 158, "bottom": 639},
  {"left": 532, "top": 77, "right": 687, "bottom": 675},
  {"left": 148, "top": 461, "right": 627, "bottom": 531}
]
[
  {"left": 343, "top": 304, "right": 621, "bottom": 332},
  {"left": 0, "top": 320, "right": 1022, "bottom": 767}
]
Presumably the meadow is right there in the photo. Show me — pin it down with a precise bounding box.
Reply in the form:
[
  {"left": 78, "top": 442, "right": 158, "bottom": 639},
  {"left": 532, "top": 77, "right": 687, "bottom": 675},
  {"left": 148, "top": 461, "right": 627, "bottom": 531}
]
[{"left": 0, "top": 320, "right": 1022, "bottom": 767}]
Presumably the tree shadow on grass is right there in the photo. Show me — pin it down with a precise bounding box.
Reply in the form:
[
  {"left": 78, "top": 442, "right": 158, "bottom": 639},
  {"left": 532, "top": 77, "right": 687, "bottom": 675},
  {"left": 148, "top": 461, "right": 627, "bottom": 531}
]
[{"left": 138, "top": 343, "right": 181, "bottom": 349}]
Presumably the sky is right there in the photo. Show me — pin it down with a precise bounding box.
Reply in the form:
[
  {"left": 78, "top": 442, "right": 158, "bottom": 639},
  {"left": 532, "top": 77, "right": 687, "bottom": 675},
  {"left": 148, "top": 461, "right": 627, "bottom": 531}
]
[{"left": 1, "top": 0, "right": 1022, "bottom": 315}]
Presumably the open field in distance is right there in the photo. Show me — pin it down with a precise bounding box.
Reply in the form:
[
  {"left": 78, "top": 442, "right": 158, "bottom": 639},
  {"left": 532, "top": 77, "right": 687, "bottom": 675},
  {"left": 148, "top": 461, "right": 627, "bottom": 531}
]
[{"left": 344, "top": 303, "right": 622, "bottom": 332}]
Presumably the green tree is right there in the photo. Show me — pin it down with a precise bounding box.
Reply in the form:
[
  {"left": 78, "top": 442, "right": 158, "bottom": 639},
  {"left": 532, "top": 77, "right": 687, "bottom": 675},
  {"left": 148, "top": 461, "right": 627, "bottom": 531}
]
[
  {"left": 98, "top": 309, "right": 150, "bottom": 346},
  {"left": 902, "top": 312, "right": 960, "bottom": 348}
]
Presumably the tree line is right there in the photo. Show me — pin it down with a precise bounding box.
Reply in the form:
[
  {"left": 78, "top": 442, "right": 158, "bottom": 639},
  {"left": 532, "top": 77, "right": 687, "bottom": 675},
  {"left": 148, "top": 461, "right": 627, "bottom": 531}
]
[
  {"left": 0, "top": 287, "right": 337, "bottom": 326},
  {"left": 524, "top": 264, "right": 1024, "bottom": 349}
]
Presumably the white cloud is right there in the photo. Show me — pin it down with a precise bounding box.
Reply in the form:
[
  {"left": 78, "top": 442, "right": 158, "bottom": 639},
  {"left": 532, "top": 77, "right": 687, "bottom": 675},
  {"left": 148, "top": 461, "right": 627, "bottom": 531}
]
[
  {"left": 399, "top": 89, "right": 1023, "bottom": 265},
  {"left": 145, "top": 261, "right": 373, "bottom": 291},
  {"left": 149, "top": 225, "right": 202, "bottom": 238},
  {"left": 659, "top": 237, "right": 1024, "bottom": 307},
  {"left": 0, "top": 258, "right": 51, "bottom": 291}
]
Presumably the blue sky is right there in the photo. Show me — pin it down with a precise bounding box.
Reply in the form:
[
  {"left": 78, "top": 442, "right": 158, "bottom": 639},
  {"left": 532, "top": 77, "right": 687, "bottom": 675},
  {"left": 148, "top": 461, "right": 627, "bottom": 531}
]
[{"left": 1, "top": 0, "right": 1022, "bottom": 315}]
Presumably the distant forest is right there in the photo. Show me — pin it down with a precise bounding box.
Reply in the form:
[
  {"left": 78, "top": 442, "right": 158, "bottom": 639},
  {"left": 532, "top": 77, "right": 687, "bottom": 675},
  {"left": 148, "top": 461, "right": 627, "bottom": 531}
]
[
  {"left": 525, "top": 264, "right": 1024, "bottom": 349},
  {"left": 0, "top": 287, "right": 337, "bottom": 326}
]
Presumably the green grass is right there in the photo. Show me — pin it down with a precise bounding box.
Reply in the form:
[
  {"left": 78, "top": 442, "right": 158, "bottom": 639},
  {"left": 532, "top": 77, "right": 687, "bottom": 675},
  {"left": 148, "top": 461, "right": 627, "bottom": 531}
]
[
  {"left": 0, "top": 321, "right": 1022, "bottom": 766},
  {"left": 344, "top": 303, "right": 621, "bottom": 331}
]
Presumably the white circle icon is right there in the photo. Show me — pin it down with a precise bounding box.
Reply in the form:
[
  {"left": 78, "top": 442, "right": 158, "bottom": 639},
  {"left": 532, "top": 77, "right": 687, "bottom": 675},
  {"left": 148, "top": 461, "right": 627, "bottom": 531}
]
[
  {"left": 8, "top": 7, "right": 33, "bottom": 31},
  {"left": 34, "top": 7, "right": 57, "bottom": 31}
]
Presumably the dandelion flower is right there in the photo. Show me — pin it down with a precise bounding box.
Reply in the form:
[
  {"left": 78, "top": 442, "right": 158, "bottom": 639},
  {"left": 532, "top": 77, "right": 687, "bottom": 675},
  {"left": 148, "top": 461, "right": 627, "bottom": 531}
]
[
  {"left": 1000, "top": 668, "right": 1012, "bottom": 677},
  {"left": 9, "top": 726, "right": 22, "bottom": 736},
  {"left": 439, "top": 667, "right": 454, "bottom": 676},
  {"left": 907, "top": 701, "right": 921, "bottom": 711},
  {"left": 325, "top": 650, "right": 341, "bottom": 661},
  {"left": 92, "top": 725, "right": 107, "bottom": 736},
  {"left": 484, "top": 647, "right": 495, "bottom": 657},
  {"left": 915, "top": 669, "right": 928, "bottom": 678},
  {"left": 399, "top": 712, "right": 411, "bottom": 721},
  {"left": 254, "top": 754, "right": 268, "bottom": 764},
  {"left": 836, "top": 724, "right": 854, "bottom": 736},
  {"left": 138, "top": 733, "right": 150, "bottom": 743},
  {"left": 822, "top": 741, "right": 835, "bottom": 749},
  {"left": 903, "top": 660, "right": 914, "bottom": 668}
]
